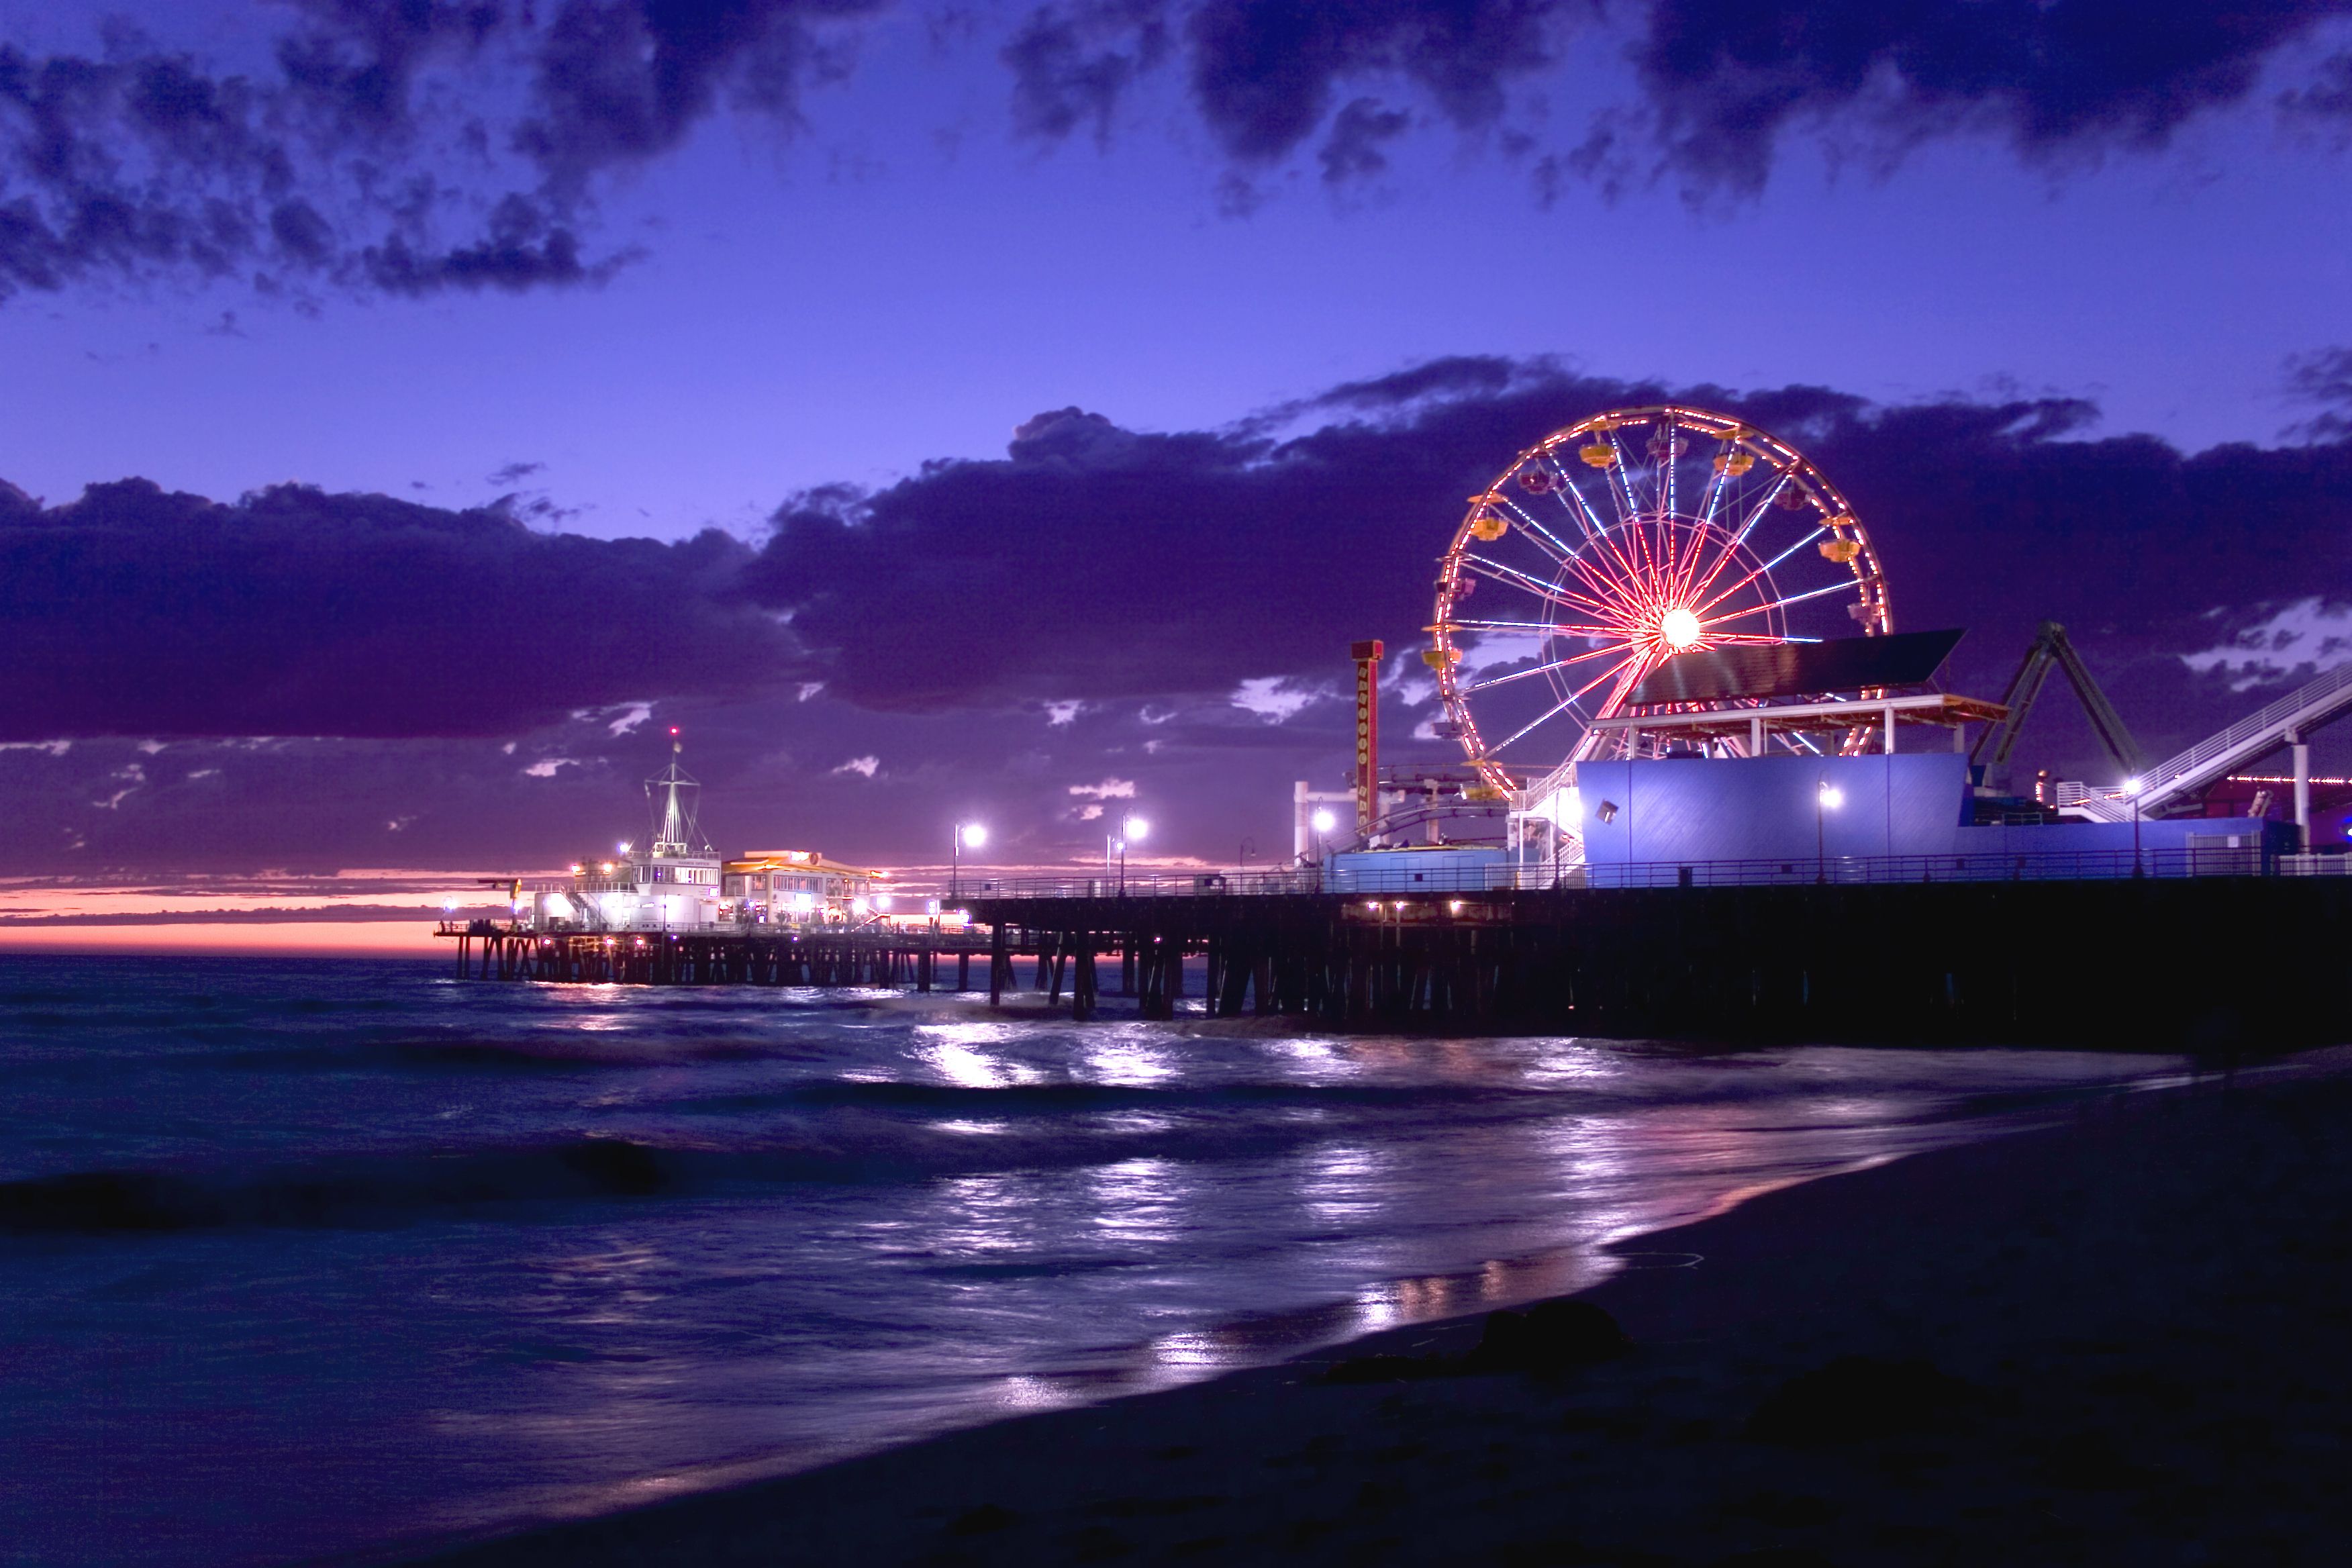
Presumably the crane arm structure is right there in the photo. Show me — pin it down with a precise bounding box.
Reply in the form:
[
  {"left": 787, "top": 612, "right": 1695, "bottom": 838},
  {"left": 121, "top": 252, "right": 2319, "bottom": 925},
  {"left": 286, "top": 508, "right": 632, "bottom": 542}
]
[{"left": 1971, "top": 620, "right": 2149, "bottom": 777}]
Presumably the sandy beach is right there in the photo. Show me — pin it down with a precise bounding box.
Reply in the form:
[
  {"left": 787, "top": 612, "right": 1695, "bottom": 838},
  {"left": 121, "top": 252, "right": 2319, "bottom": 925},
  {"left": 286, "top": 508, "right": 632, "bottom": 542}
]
[{"left": 412, "top": 1051, "right": 2352, "bottom": 1567}]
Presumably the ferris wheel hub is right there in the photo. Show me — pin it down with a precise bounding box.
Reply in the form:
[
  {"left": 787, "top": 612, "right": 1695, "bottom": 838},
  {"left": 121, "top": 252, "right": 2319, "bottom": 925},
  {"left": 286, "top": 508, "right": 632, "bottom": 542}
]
[{"left": 1659, "top": 607, "right": 1702, "bottom": 650}]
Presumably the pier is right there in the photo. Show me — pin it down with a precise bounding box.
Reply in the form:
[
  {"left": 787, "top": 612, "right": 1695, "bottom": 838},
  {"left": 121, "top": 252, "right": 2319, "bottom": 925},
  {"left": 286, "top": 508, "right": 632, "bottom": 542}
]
[
  {"left": 442, "top": 923, "right": 994, "bottom": 989},
  {"left": 442, "top": 852, "right": 2352, "bottom": 1050},
  {"left": 969, "top": 873, "right": 2352, "bottom": 1050}
]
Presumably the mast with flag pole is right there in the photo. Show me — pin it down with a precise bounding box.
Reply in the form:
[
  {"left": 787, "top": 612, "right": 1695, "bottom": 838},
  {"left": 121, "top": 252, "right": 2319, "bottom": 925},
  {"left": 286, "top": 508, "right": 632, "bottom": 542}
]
[{"left": 647, "top": 726, "right": 710, "bottom": 858}]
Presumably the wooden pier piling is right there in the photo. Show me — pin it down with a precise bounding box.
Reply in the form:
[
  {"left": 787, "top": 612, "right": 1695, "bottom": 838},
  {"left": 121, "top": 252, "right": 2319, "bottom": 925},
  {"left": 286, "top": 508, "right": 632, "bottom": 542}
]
[{"left": 442, "top": 873, "right": 2352, "bottom": 1050}]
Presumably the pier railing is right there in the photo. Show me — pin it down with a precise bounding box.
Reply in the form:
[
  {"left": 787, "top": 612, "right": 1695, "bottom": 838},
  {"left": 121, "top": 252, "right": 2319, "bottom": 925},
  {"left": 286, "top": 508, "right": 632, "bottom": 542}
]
[
  {"left": 965, "top": 844, "right": 2323, "bottom": 901},
  {"left": 962, "top": 870, "right": 1330, "bottom": 900},
  {"left": 436, "top": 918, "right": 992, "bottom": 944},
  {"left": 437, "top": 849, "right": 2350, "bottom": 932}
]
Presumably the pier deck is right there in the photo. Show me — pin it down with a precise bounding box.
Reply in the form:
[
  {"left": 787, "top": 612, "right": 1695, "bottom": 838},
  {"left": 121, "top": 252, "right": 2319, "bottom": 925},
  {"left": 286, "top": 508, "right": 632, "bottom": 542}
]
[
  {"left": 444, "top": 869, "right": 2352, "bottom": 1051},
  {"left": 438, "top": 923, "right": 995, "bottom": 990}
]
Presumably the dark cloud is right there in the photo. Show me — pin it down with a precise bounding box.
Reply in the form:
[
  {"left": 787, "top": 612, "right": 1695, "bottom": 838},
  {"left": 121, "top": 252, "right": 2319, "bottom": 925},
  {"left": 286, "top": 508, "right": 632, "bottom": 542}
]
[
  {"left": 7, "top": 2, "right": 2345, "bottom": 305},
  {"left": 1014, "top": 2, "right": 2352, "bottom": 196},
  {"left": 748, "top": 357, "right": 2352, "bottom": 787},
  {"left": 748, "top": 395, "right": 1466, "bottom": 709},
  {"left": 0, "top": 477, "right": 799, "bottom": 740},
  {"left": 1318, "top": 96, "right": 1410, "bottom": 183},
  {"left": 1632, "top": 0, "right": 2352, "bottom": 193},
  {"left": 1003, "top": 0, "right": 1170, "bottom": 144},
  {"left": 0, "top": 18, "right": 568, "bottom": 302},
  {"left": 7, "top": 360, "right": 2352, "bottom": 874},
  {"left": 2282, "top": 48, "right": 2352, "bottom": 128},
  {"left": 516, "top": 0, "right": 893, "bottom": 188},
  {"left": 0, "top": 1, "right": 891, "bottom": 304},
  {"left": 1181, "top": 0, "right": 1559, "bottom": 163},
  {"left": 2286, "top": 345, "right": 2352, "bottom": 440},
  {"left": 271, "top": 0, "right": 508, "bottom": 141},
  {"left": 360, "top": 193, "right": 605, "bottom": 295},
  {"left": 0, "top": 683, "right": 1350, "bottom": 875}
]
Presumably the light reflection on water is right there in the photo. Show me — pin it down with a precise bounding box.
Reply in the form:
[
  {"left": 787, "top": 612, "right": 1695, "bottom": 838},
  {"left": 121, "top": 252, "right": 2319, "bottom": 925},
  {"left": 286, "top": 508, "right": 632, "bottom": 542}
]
[
  {"left": 1077, "top": 1026, "right": 1179, "bottom": 1085},
  {"left": 0, "top": 956, "right": 2192, "bottom": 1568},
  {"left": 913, "top": 1039, "right": 1018, "bottom": 1086}
]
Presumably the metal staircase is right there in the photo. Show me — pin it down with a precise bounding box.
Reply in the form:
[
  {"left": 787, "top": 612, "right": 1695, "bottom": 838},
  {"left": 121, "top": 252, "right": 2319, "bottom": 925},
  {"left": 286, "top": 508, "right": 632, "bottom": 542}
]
[{"left": 2062, "top": 660, "right": 2352, "bottom": 820}]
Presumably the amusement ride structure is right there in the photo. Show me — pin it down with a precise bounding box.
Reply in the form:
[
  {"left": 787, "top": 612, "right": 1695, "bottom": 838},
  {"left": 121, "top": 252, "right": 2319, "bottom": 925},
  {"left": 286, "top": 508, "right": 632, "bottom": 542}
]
[{"left": 1429, "top": 405, "right": 1892, "bottom": 783}]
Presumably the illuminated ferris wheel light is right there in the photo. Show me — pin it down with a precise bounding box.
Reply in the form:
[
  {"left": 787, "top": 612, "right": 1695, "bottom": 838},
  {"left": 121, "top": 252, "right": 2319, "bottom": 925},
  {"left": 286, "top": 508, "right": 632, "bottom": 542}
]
[{"left": 1429, "top": 405, "right": 1894, "bottom": 782}]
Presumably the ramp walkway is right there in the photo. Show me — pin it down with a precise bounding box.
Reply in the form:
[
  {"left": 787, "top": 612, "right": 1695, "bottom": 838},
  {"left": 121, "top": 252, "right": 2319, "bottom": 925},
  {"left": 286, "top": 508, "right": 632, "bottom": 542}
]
[{"left": 2060, "top": 660, "right": 2352, "bottom": 821}]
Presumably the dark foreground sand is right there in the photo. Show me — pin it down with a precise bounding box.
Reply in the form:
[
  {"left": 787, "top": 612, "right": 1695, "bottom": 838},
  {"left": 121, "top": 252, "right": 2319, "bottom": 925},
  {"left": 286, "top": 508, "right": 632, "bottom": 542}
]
[{"left": 418, "top": 1057, "right": 2352, "bottom": 1567}]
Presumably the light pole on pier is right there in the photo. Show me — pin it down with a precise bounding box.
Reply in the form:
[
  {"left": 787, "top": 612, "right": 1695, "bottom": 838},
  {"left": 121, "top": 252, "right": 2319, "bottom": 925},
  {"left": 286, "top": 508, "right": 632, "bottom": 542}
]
[
  {"left": 1816, "top": 780, "right": 1844, "bottom": 885},
  {"left": 951, "top": 821, "right": 986, "bottom": 901},
  {"left": 2124, "top": 777, "right": 2144, "bottom": 877},
  {"left": 1118, "top": 815, "right": 1149, "bottom": 896}
]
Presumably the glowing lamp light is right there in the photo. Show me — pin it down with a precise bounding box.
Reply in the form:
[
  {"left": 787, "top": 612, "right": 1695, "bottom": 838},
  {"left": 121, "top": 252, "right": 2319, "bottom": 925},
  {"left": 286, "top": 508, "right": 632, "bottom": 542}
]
[
  {"left": 1659, "top": 606, "right": 1702, "bottom": 650},
  {"left": 618, "top": 840, "right": 632, "bottom": 854},
  {"left": 2124, "top": 777, "right": 2143, "bottom": 797},
  {"left": 1818, "top": 785, "right": 1845, "bottom": 810},
  {"left": 1310, "top": 807, "right": 1337, "bottom": 834},
  {"left": 960, "top": 823, "right": 988, "bottom": 850},
  {"left": 875, "top": 893, "right": 893, "bottom": 911},
  {"left": 1123, "top": 816, "right": 1150, "bottom": 842},
  {"left": 1529, "top": 786, "right": 1579, "bottom": 826}
]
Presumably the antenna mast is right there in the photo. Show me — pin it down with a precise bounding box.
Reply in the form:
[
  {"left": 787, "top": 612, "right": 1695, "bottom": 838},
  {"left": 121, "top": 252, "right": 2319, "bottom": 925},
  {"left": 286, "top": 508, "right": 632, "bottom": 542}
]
[{"left": 646, "top": 727, "right": 708, "bottom": 856}]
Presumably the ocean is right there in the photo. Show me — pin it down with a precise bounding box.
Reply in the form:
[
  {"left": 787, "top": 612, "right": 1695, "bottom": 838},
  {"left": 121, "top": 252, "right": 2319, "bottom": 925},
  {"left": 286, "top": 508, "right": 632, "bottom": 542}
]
[{"left": 0, "top": 953, "right": 2186, "bottom": 1567}]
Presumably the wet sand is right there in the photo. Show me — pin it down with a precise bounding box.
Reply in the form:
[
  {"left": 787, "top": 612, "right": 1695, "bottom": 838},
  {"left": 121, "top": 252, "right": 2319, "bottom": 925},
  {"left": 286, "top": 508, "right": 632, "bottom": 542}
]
[{"left": 413, "top": 1052, "right": 2352, "bottom": 1567}]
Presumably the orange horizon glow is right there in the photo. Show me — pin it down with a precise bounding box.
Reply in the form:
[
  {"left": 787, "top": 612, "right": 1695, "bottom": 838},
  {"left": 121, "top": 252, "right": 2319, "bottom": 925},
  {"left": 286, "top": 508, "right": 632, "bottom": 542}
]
[
  {"left": 0, "top": 853, "right": 1232, "bottom": 959},
  {"left": 0, "top": 869, "right": 491, "bottom": 958},
  {"left": 0, "top": 921, "right": 441, "bottom": 957}
]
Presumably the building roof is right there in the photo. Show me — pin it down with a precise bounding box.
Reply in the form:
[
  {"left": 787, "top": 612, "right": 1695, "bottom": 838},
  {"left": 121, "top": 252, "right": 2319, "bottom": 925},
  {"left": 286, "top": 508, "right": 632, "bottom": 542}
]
[
  {"left": 1626, "top": 628, "right": 1966, "bottom": 706},
  {"left": 726, "top": 850, "right": 889, "bottom": 879},
  {"left": 1588, "top": 690, "right": 2008, "bottom": 742}
]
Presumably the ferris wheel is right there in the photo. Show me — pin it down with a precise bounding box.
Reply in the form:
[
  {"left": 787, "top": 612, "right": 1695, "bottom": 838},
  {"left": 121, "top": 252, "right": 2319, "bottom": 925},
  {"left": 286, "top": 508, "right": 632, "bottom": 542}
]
[{"left": 1428, "top": 405, "right": 1892, "bottom": 788}]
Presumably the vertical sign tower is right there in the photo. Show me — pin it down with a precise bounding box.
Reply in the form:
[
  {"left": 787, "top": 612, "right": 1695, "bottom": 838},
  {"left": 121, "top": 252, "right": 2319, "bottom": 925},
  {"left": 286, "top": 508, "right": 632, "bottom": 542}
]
[{"left": 1351, "top": 640, "right": 1383, "bottom": 842}]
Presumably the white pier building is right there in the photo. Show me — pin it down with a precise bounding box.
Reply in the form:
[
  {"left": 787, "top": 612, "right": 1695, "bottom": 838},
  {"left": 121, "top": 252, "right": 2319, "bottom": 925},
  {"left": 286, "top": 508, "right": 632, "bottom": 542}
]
[{"left": 527, "top": 738, "right": 893, "bottom": 933}]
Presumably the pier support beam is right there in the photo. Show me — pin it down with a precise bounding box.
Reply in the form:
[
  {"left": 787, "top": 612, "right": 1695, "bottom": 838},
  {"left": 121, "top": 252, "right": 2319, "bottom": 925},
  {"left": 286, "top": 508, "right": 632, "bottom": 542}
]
[{"left": 2292, "top": 728, "right": 2312, "bottom": 850}]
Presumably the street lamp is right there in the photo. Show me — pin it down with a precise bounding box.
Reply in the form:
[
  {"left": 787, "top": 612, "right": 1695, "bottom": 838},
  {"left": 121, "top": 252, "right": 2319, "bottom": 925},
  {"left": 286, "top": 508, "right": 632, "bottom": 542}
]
[
  {"left": 2124, "top": 777, "right": 2143, "bottom": 877},
  {"left": 1118, "top": 815, "right": 1149, "bottom": 895},
  {"left": 951, "top": 820, "right": 986, "bottom": 899},
  {"left": 1816, "top": 780, "right": 1844, "bottom": 885},
  {"left": 1310, "top": 806, "right": 1336, "bottom": 863}
]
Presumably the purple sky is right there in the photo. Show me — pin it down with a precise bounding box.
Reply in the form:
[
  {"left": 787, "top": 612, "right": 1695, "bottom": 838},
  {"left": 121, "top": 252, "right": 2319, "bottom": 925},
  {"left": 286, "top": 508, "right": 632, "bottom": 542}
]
[{"left": 5, "top": 1, "right": 2352, "bottom": 883}]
